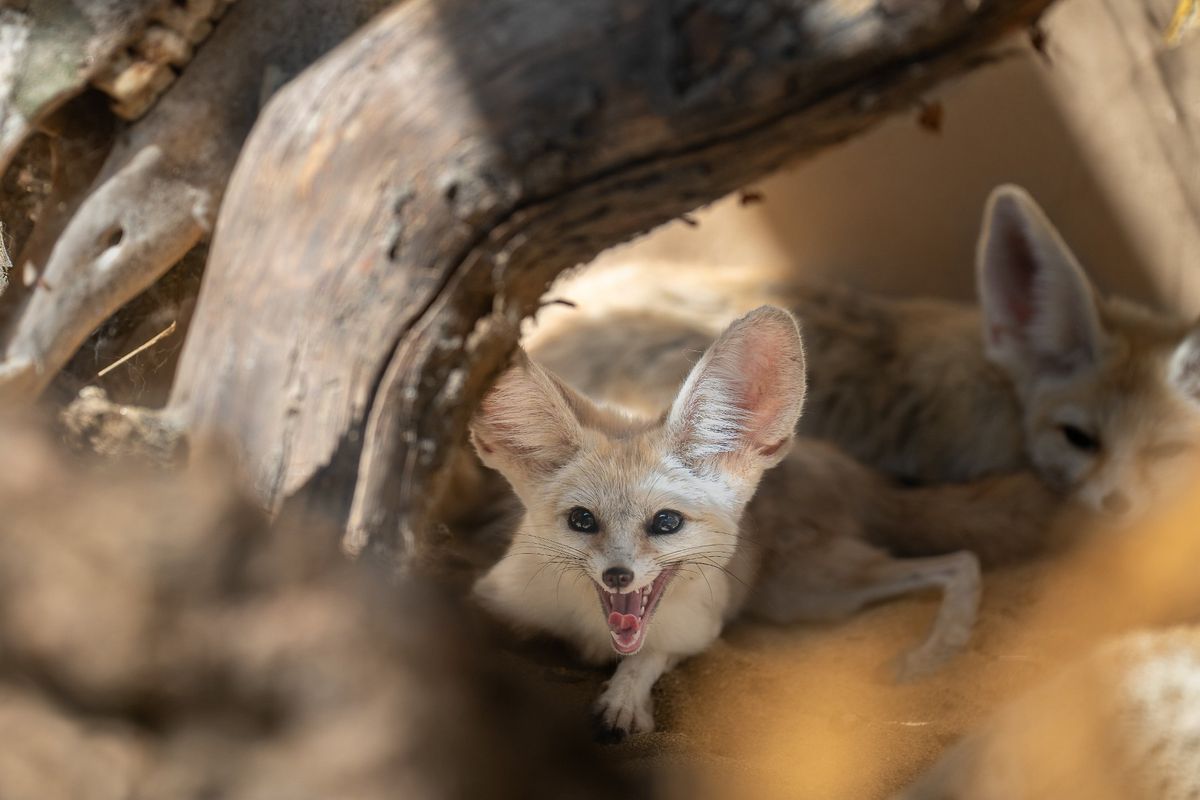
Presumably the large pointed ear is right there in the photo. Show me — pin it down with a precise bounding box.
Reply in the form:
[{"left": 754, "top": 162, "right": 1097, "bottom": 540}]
[
  {"left": 976, "top": 185, "right": 1106, "bottom": 377},
  {"left": 1169, "top": 326, "right": 1200, "bottom": 406},
  {"left": 470, "top": 351, "right": 589, "bottom": 484},
  {"left": 667, "top": 306, "right": 806, "bottom": 473}
]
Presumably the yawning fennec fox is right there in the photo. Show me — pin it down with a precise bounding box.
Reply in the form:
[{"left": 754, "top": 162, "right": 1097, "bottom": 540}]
[{"left": 472, "top": 307, "right": 1053, "bottom": 738}]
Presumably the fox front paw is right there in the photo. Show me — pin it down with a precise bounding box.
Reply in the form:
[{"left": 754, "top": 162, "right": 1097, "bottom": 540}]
[{"left": 592, "top": 680, "right": 655, "bottom": 742}]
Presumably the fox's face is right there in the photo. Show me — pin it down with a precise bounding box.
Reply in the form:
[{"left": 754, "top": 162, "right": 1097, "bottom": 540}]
[
  {"left": 515, "top": 438, "right": 745, "bottom": 654},
  {"left": 979, "top": 186, "right": 1200, "bottom": 518},
  {"left": 1021, "top": 341, "right": 1200, "bottom": 517},
  {"left": 472, "top": 307, "right": 806, "bottom": 655}
]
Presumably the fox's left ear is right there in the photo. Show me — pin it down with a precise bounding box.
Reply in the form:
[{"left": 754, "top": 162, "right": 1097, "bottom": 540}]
[
  {"left": 667, "top": 306, "right": 806, "bottom": 473},
  {"left": 1169, "top": 327, "right": 1200, "bottom": 405},
  {"left": 977, "top": 185, "right": 1106, "bottom": 379}
]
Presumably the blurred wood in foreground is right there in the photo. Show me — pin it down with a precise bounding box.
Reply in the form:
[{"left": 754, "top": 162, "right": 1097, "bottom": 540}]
[{"left": 0, "top": 422, "right": 633, "bottom": 800}]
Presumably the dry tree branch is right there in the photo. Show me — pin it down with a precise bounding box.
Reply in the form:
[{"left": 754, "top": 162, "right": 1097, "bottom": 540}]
[{"left": 167, "top": 0, "right": 1058, "bottom": 563}]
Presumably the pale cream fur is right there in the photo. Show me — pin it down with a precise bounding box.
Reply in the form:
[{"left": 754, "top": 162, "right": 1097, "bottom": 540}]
[{"left": 472, "top": 307, "right": 1057, "bottom": 738}]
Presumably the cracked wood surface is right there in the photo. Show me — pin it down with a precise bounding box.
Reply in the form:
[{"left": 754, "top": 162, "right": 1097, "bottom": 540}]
[
  {"left": 0, "top": 0, "right": 393, "bottom": 403},
  {"left": 168, "top": 0, "right": 1055, "bottom": 561}
]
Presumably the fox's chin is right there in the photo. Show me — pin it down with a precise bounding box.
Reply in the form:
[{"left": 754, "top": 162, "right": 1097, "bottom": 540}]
[{"left": 595, "top": 567, "right": 677, "bottom": 655}]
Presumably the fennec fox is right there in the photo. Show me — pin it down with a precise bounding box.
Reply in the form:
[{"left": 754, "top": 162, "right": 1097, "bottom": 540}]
[
  {"left": 472, "top": 307, "right": 1053, "bottom": 738},
  {"left": 534, "top": 186, "right": 1200, "bottom": 519}
]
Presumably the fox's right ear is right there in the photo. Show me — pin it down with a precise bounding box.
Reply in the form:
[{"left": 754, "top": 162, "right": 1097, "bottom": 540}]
[
  {"left": 470, "top": 350, "right": 585, "bottom": 482},
  {"left": 977, "top": 185, "right": 1106, "bottom": 378}
]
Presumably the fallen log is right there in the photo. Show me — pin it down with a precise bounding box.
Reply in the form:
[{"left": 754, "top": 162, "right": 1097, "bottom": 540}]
[{"left": 168, "top": 0, "right": 1056, "bottom": 564}]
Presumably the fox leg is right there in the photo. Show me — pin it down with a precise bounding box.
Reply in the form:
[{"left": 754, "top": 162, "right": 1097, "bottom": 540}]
[
  {"left": 753, "top": 539, "right": 982, "bottom": 681},
  {"left": 593, "top": 650, "right": 678, "bottom": 741},
  {"left": 851, "top": 550, "right": 982, "bottom": 681}
]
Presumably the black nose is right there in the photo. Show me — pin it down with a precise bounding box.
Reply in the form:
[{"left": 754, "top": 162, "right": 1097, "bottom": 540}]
[
  {"left": 602, "top": 567, "right": 634, "bottom": 590},
  {"left": 1102, "top": 491, "right": 1131, "bottom": 515}
]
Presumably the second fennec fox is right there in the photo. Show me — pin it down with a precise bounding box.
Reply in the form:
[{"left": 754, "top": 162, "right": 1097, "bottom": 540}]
[
  {"left": 795, "top": 185, "right": 1200, "bottom": 517},
  {"left": 471, "top": 307, "right": 1053, "bottom": 739}
]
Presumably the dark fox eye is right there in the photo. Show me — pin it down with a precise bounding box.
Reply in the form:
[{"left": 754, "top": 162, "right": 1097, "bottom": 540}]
[
  {"left": 567, "top": 507, "right": 598, "bottom": 533},
  {"left": 1059, "top": 424, "right": 1101, "bottom": 453},
  {"left": 649, "top": 509, "right": 684, "bottom": 535}
]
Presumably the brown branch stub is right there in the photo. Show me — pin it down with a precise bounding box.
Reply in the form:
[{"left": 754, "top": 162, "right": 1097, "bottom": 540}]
[
  {"left": 916, "top": 98, "right": 945, "bottom": 133},
  {"left": 169, "top": 0, "right": 1058, "bottom": 561},
  {"left": 738, "top": 189, "right": 765, "bottom": 206}
]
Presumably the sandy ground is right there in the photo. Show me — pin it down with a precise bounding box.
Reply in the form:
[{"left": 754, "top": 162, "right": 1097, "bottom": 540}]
[{"left": 486, "top": 557, "right": 1065, "bottom": 800}]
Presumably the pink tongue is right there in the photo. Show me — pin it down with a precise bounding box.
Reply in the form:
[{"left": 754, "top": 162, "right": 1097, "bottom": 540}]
[{"left": 608, "top": 611, "right": 640, "bottom": 635}]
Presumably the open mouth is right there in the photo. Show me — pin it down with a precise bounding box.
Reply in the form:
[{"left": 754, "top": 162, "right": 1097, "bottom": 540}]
[{"left": 595, "top": 567, "right": 677, "bottom": 655}]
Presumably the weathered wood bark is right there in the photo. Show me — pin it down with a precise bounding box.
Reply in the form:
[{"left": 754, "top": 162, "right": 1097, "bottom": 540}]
[
  {"left": 0, "top": 0, "right": 393, "bottom": 403},
  {"left": 169, "top": 0, "right": 1055, "bottom": 563},
  {"left": 0, "top": 0, "right": 220, "bottom": 178}
]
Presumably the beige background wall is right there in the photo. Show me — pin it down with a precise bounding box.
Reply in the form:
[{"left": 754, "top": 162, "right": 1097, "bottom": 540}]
[{"left": 585, "top": 0, "right": 1199, "bottom": 313}]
